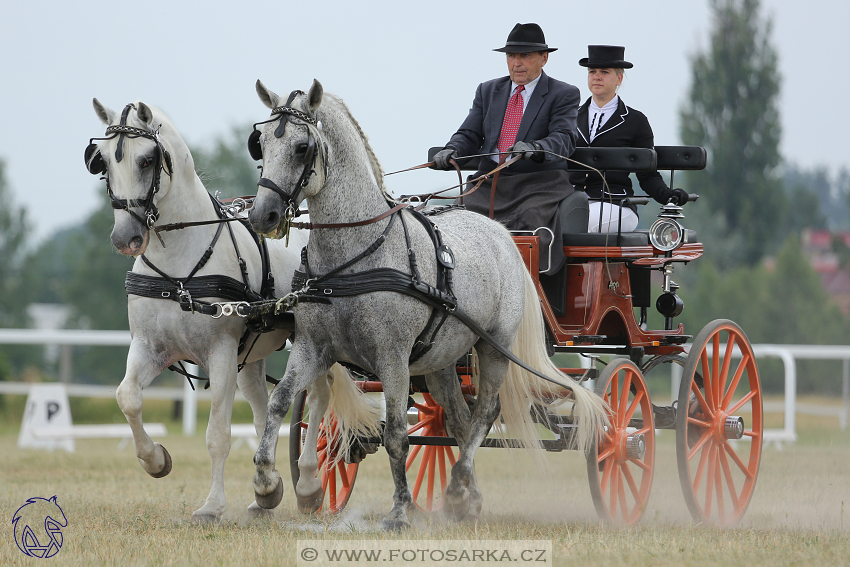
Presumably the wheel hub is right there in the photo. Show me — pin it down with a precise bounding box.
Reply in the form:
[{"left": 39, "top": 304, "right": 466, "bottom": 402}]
[
  {"left": 724, "top": 415, "right": 744, "bottom": 440},
  {"left": 625, "top": 433, "right": 646, "bottom": 460}
]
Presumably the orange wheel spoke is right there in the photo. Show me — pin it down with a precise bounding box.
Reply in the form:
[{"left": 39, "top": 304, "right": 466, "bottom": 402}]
[
  {"left": 597, "top": 444, "right": 615, "bottom": 464},
  {"left": 723, "top": 442, "right": 755, "bottom": 479},
  {"left": 703, "top": 444, "right": 717, "bottom": 516},
  {"left": 437, "top": 447, "right": 448, "bottom": 494},
  {"left": 691, "top": 439, "right": 711, "bottom": 493},
  {"left": 608, "top": 463, "right": 619, "bottom": 515},
  {"left": 630, "top": 457, "right": 651, "bottom": 471},
  {"left": 711, "top": 334, "right": 721, "bottom": 406},
  {"left": 687, "top": 416, "right": 712, "bottom": 429},
  {"left": 610, "top": 376, "right": 619, "bottom": 414},
  {"left": 617, "top": 469, "right": 629, "bottom": 518},
  {"left": 742, "top": 430, "right": 760, "bottom": 439},
  {"left": 718, "top": 446, "right": 741, "bottom": 510},
  {"left": 687, "top": 429, "right": 712, "bottom": 460},
  {"left": 599, "top": 458, "right": 614, "bottom": 497},
  {"left": 406, "top": 443, "right": 423, "bottom": 469},
  {"left": 700, "top": 350, "right": 714, "bottom": 411},
  {"left": 623, "top": 390, "right": 645, "bottom": 425},
  {"left": 718, "top": 334, "right": 736, "bottom": 403},
  {"left": 407, "top": 421, "right": 428, "bottom": 436},
  {"left": 412, "top": 445, "right": 431, "bottom": 501},
  {"left": 727, "top": 390, "right": 757, "bottom": 415},
  {"left": 690, "top": 383, "right": 714, "bottom": 419},
  {"left": 338, "top": 461, "right": 352, "bottom": 489},
  {"left": 427, "top": 444, "right": 437, "bottom": 509},
  {"left": 622, "top": 463, "right": 641, "bottom": 502},
  {"left": 714, "top": 450, "right": 725, "bottom": 522},
  {"left": 446, "top": 447, "right": 457, "bottom": 467},
  {"left": 722, "top": 354, "right": 750, "bottom": 409},
  {"left": 619, "top": 373, "right": 632, "bottom": 426}
]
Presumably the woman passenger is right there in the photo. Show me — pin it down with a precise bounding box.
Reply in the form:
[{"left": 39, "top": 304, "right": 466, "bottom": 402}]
[{"left": 570, "top": 45, "right": 688, "bottom": 233}]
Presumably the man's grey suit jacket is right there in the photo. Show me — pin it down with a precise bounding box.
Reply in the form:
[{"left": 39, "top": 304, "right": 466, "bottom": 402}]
[{"left": 445, "top": 71, "right": 580, "bottom": 176}]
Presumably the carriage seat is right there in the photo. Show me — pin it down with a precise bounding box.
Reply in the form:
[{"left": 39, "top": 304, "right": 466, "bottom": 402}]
[{"left": 558, "top": 191, "right": 697, "bottom": 247}]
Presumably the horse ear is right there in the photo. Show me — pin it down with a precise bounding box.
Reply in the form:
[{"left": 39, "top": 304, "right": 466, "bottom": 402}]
[
  {"left": 256, "top": 79, "right": 278, "bottom": 110},
  {"left": 137, "top": 102, "right": 154, "bottom": 125},
  {"left": 92, "top": 98, "right": 115, "bottom": 125},
  {"left": 307, "top": 79, "right": 323, "bottom": 114}
]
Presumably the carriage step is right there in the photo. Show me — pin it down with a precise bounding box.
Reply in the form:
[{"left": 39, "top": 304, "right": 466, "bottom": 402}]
[
  {"left": 661, "top": 335, "right": 691, "bottom": 345},
  {"left": 571, "top": 335, "right": 606, "bottom": 345}
]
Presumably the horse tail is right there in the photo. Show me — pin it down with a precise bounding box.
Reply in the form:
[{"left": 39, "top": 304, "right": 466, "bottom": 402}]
[
  {"left": 497, "top": 267, "right": 608, "bottom": 458},
  {"left": 322, "top": 363, "right": 382, "bottom": 467}
]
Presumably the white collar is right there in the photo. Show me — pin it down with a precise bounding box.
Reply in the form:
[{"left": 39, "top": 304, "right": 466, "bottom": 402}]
[{"left": 590, "top": 95, "right": 619, "bottom": 114}]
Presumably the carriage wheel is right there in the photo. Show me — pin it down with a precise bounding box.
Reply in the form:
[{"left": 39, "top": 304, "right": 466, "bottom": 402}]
[
  {"left": 289, "top": 389, "right": 359, "bottom": 513},
  {"left": 586, "top": 359, "right": 655, "bottom": 526},
  {"left": 406, "top": 393, "right": 458, "bottom": 512},
  {"left": 676, "top": 319, "right": 763, "bottom": 526}
]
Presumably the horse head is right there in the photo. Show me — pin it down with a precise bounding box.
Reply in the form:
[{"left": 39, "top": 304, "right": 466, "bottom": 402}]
[
  {"left": 247, "top": 79, "right": 329, "bottom": 237},
  {"left": 86, "top": 99, "right": 187, "bottom": 256}
]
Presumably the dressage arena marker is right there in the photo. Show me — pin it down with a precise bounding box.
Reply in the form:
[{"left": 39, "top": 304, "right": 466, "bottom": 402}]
[{"left": 17, "top": 383, "right": 166, "bottom": 452}]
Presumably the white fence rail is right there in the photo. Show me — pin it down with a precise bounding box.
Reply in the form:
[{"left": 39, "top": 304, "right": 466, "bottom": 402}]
[{"left": 1, "top": 329, "right": 848, "bottom": 444}]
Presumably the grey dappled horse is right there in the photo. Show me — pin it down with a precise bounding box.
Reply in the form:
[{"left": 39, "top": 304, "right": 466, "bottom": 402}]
[
  {"left": 246, "top": 80, "right": 608, "bottom": 529},
  {"left": 86, "top": 100, "right": 377, "bottom": 522}
]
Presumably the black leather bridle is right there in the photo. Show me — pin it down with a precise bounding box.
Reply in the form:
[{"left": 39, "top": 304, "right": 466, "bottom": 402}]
[
  {"left": 248, "top": 90, "right": 327, "bottom": 218},
  {"left": 84, "top": 103, "right": 173, "bottom": 231}
]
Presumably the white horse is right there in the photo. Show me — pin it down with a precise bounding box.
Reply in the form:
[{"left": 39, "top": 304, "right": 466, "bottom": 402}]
[
  {"left": 245, "top": 80, "right": 608, "bottom": 529},
  {"left": 85, "top": 100, "right": 378, "bottom": 522}
]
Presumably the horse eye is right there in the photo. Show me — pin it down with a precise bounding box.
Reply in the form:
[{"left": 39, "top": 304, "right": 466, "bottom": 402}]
[
  {"left": 140, "top": 156, "right": 153, "bottom": 169},
  {"left": 295, "top": 143, "right": 308, "bottom": 155}
]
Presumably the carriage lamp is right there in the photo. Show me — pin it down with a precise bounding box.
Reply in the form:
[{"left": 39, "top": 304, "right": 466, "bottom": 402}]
[
  {"left": 648, "top": 217, "right": 684, "bottom": 251},
  {"left": 656, "top": 291, "right": 684, "bottom": 318},
  {"left": 724, "top": 416, "right": 745, "bottom": 440}
]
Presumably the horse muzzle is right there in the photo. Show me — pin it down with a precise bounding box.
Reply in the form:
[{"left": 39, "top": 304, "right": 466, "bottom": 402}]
[{"left": 111, "top": 223, "right": 150, "bottom": 256}]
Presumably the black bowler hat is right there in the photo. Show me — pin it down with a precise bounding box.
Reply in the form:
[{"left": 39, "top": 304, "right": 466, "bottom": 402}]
[
  {"left": 493, "top": 23, "right": 557, "bottom": 53},
  {"left": 579, "top": 45, "right": 633, "bottom": 69}
]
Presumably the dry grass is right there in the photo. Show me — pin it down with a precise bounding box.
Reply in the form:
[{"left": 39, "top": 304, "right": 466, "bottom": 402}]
[{"left": 1, "top": 409, "right": 848, "bottom": 566}]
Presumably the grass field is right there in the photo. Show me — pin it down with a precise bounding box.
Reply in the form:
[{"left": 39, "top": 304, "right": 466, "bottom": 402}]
[{"left": 1, "top": 394, "right": 848, "bottom": 566}]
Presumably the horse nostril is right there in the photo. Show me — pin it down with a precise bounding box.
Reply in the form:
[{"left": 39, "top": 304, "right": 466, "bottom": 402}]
[
  {"left": 129, "top": 236, "right": 143, "bottom": 250},
  {"left": 265, "top": 211, "right": 280, "bottom": 228}
]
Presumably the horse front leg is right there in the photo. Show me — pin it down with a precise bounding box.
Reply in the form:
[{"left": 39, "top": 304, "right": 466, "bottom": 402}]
[
  {"left": 380, "top": 367, "right": 415, "bottom": 531},
  {"left": 192, "top": 346, "right": 239, "bottom": 523},
  {"left": 444, "top": 344, "right": 506, "bottom": 521},
  {"left": 116, "top": 340, "right": 172, "bottom": 478},
  {"left": 236, "top": 359, "right": 272, "bottom": 518},
  {"left": 294, "top": 374, "right": 332, "bottom": 513},
  {"left": 254, "top": 349, "right": 328, "bottom": 510}
]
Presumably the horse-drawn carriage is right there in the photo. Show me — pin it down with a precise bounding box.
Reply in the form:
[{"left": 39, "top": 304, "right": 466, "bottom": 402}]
[
  {"left": 287, "top": 143, "right": 762, "bottom": 527},
  {"left": 87, "top": 80, "right": 761, "bottom": 529}
]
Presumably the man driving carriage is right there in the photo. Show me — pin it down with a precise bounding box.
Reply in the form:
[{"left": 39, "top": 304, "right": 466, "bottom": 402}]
[{"left": 431, "top": 22, "right": 580, "bottom": 276}]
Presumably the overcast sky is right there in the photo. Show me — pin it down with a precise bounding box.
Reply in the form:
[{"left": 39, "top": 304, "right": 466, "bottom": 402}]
[{"left": 1, "top": 0, "right": 845, "bottom": 243}]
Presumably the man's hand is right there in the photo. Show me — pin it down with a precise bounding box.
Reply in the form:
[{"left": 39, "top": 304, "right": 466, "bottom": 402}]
[
  {"left": 668, "top": 188, "right": 689, "bottom": 206},
  {"left": 431, "top": 147, "right": 458, "bottom": 170},
  {"left": 509, "top": 141, "right": 545, "bottom": 163}
]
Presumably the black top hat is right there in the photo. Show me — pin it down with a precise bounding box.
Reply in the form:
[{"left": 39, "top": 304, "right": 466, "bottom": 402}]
[
  {"left": 579, "top": 45, "right": 633, "bottom": 69},
  {"left": 493, "top": 23, "right": 557, "bottom": 53}
]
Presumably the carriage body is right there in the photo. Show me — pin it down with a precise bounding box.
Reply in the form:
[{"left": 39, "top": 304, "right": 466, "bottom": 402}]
[{"left": 291, "top": 145, "right": 763, "bottom": 527}]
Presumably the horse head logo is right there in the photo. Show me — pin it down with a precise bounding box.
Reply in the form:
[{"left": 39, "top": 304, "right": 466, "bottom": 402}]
[{"left": 12, "top": 496, "right": 67, "bottom": 558}]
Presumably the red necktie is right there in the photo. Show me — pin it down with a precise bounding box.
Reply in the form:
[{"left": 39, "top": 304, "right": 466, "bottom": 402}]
[{"left": 497, "top": 85, "right": 525, "bottom": 160}]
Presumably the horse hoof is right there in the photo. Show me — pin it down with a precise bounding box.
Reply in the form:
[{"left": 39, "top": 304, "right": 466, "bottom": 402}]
[
  {"left": 247, "top": 502, "right": 274, "bottom": 520},
  {"left": 190, "top": 513, "right": 220, "bottom": 525},
  {"left": 148, "top": 444, "right": 172, "bottom": 479},
  {"left": 382, "top": 518, "right": 411, "bottom": 532},
  {"left": 255, "top": 477, "right": 283, "bottom": 510},
  {"left": 444, "top": 488, "right": 471, "bottom": 521},
  {"left": 296, "top": 488, "right": 324, "bottom": 514}
]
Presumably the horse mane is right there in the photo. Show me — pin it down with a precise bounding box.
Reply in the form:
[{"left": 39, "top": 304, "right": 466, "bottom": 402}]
[{"left": 323, "top": 93, "right": 390, "bottom": 199}]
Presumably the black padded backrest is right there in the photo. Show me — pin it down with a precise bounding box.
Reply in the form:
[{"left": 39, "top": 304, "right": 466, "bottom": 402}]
[
  {"left": 655, "top": 146, "right": 707, "bottom": 171},
  {"left": 427, "top": 146, "right": 656, "bottom": 172}
]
